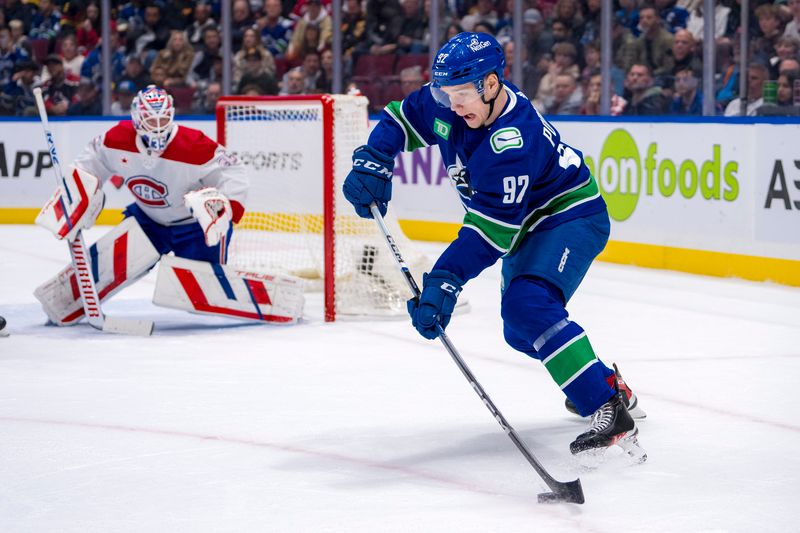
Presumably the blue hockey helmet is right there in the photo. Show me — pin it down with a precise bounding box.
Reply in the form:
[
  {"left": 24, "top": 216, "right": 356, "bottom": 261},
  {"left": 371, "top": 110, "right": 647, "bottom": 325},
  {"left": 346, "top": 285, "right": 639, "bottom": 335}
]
[{"left": 430, "top": 32, "right": 505, "bottom": 108}]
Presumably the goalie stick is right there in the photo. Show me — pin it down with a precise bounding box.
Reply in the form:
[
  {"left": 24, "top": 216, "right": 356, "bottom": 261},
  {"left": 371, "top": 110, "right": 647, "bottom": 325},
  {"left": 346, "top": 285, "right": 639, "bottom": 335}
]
[
  {"left": 33, "top": 88, "right": 153, "bottom": 337},
  {"left": 369, "top": 203, "right": 584, "bottom": 505}
]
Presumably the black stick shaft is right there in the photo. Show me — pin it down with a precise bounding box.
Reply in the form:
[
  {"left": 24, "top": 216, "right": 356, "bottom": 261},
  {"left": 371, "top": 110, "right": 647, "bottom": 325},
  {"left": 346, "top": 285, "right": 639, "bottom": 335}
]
[{"left": 369, "top": 204, "right": 583, "bottom": 502}]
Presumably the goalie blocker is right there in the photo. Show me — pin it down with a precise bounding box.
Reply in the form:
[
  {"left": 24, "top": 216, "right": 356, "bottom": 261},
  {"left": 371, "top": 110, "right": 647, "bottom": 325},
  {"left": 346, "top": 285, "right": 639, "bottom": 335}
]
[{"left": 154, "top": 255, "right": 304, "bottom": 324}]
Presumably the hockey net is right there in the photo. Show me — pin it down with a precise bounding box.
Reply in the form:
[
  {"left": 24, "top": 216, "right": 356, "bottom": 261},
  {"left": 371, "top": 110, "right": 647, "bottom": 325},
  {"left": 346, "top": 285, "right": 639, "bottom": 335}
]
[{"left": 216, "top": 94, "right": 432, "bottom": 321}]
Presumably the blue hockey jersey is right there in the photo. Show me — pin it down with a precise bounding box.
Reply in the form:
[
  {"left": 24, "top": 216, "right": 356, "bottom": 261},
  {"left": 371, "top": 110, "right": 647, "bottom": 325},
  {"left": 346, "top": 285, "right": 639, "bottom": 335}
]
[{"left": 368, "top": 82, "right": 607, "bottom": 283}]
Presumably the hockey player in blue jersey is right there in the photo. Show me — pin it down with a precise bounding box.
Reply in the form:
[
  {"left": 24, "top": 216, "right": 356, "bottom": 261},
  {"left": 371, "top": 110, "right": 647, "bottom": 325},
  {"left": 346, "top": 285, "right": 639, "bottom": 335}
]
[{"left": 343, "top": 32, "right": 646, "bottom": 459}]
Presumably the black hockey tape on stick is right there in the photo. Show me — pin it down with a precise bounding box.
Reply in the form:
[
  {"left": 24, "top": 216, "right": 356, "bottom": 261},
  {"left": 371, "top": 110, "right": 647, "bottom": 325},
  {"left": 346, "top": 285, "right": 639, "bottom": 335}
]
[{"left": 368, "top": 203, "right": 584, "bottom": 505}]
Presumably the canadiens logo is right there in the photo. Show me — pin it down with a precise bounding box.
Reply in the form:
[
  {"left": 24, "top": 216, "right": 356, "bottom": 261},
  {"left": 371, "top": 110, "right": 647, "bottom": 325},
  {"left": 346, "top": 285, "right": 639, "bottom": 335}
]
[{"left": 127, "top": 175, "right": 170, "bottom": 207}]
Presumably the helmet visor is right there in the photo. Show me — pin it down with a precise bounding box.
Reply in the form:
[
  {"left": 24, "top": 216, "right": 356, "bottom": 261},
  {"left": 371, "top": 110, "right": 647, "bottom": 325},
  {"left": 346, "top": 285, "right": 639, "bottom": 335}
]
[{"left": 430, "top": 81, "right": 484, "bottom": 108}]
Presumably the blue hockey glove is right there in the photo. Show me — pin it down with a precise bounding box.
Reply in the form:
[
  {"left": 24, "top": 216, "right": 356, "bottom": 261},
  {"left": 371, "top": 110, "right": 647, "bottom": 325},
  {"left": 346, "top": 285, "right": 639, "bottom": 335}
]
[
  {"left": 343, "top": 144, "right": 395, "bottom": 218},
  {"left": 407, "top": 270, "right": 463, "bottom": 340}
]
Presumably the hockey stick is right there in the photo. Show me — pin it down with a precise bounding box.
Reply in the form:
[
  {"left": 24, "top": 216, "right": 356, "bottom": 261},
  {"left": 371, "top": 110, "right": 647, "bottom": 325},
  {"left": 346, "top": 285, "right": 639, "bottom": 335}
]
[
  {"left": 33, "top": 88, "right": 153, "bottom": 337},
  {"left": 369, "top": 203, "right": 584, "bottom": 504}
]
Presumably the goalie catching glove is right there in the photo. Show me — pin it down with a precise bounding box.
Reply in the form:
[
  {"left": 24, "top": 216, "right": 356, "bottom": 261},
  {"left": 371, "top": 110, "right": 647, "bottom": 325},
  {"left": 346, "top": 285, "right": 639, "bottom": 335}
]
[
  {"left": 343, "top": 144, "right": 394, "bottom": 218},
  {"left": 36, "top": 166, "right": 104, "bottom": 241},
  {"left": 184, "top": 187, "right": 232, "bottom": 246}
]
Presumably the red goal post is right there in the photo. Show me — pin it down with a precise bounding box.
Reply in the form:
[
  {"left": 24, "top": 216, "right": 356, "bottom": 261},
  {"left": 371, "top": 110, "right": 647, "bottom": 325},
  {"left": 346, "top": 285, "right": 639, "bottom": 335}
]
[{"left": 215, "top": 94, "right": 431, "bottom": 321}]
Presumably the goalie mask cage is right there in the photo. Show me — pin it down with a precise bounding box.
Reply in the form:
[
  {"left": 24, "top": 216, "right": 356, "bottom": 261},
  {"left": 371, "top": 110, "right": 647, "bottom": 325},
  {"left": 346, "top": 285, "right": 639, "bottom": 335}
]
[{"left": 216, "top": 94, "right": 431, "bottom": 321}]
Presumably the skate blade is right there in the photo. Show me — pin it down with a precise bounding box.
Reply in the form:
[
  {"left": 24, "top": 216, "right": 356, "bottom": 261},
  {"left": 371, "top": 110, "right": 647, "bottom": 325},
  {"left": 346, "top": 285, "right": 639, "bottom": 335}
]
[{"left": 572, "top": 431, "right": 647, "bottom": 469}]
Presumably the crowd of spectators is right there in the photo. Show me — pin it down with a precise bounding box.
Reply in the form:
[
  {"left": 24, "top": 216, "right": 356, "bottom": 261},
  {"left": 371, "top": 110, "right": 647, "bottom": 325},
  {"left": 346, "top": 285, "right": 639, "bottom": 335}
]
[{"left": 1, "top": 0, "right": 799, "bottom": 117}]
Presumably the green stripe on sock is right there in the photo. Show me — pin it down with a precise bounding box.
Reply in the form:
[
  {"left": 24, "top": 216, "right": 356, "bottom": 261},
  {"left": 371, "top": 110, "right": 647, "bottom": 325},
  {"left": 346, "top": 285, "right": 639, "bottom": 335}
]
[{"left": 543, "top": 333, "right": 597, "bottom": 387}]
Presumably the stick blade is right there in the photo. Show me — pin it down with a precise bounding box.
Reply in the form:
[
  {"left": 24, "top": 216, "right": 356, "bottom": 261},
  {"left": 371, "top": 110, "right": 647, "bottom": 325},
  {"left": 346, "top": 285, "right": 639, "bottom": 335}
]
[
  {"left": 537, "top": 479, "right": 585, "bottom": 504},
  {"left": 101, "top": 316, "right": 154, "bottom": 337}
]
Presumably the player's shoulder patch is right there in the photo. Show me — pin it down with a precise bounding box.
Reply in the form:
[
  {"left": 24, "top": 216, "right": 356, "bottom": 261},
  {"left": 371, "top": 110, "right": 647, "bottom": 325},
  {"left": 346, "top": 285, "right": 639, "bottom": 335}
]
[
  {"left": 103, "top": 120, "right": 139, "bottom": 153},
  {"left": 490, "top": 127, "right": 524, "bottom": 154},
  {"left": 161, "top": 126, "right": 218, "bottom": 165}
]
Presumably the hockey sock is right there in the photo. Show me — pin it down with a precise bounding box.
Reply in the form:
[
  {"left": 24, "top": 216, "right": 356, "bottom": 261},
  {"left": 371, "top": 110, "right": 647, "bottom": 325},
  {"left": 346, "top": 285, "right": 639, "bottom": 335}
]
[{"left": 535, "top": 320, "right": 615, "bottom": 417}]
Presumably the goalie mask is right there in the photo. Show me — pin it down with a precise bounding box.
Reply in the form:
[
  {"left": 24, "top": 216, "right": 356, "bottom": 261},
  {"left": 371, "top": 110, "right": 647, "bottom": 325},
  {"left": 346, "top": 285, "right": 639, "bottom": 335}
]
[
  {"left": 430, "top": 32, "right": 505, "bottom": 114},
  {"left": 131, "top": 85, "right": 175, "bottom": 155}
]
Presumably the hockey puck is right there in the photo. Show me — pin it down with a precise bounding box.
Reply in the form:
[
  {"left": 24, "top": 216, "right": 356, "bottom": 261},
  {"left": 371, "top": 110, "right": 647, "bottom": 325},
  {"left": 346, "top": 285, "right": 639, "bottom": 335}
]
[{"left": 0, "top": 316, "right": 8, "bottom": 337}]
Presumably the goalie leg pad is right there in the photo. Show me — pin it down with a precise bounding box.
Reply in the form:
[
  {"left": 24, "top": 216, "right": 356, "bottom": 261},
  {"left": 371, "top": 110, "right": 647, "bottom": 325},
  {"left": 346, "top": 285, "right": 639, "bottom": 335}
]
[
  {"left": 34, "top": 217, "right": 160, "bottom": 325},
  {"left": 153, "top": 255, "right": 304, "bottom": 324}
]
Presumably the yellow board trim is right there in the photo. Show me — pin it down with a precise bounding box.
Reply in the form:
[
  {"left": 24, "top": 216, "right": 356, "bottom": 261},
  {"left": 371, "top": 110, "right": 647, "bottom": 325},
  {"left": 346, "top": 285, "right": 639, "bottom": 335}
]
[{"left": 2, "top": 211, "right": 798, "bottom": 287}]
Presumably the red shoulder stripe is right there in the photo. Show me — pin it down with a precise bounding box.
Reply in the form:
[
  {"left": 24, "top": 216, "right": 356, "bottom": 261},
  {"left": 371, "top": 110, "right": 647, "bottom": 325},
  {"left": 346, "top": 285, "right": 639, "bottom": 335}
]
[
  {"left": 161, "top": 126, "right": 219, "bottom": 165},
  {"left": 102, "top": 120, "right": 139, "bottom": 153}
]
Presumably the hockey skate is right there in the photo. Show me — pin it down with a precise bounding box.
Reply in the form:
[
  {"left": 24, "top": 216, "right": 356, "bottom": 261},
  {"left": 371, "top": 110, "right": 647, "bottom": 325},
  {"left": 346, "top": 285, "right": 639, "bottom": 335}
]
[
  {"left": 569, "top": 390, "right": 647, "bottom": 464},
  {"left": 565, "top": 363, "right": 647, "bottom": 419}
]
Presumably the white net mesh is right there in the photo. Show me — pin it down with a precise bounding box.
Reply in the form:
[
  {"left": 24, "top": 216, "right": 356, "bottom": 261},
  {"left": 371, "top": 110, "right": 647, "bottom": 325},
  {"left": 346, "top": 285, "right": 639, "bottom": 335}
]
[{"left": 220, "top": 95, "right": 431, "bottom": 319}]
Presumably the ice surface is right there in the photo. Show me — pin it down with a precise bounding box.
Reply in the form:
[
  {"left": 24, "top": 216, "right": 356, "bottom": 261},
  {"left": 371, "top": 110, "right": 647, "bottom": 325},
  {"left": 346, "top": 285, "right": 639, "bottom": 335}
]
[{"left": 1, "top": 225, "right": 799, "bottom": 532}]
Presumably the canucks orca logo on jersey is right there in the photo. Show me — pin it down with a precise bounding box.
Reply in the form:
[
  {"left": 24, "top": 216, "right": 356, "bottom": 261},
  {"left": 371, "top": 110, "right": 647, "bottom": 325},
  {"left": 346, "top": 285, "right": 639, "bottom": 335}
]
[{"left": 448, "top": 158, "right": 474, "bottom": 199}]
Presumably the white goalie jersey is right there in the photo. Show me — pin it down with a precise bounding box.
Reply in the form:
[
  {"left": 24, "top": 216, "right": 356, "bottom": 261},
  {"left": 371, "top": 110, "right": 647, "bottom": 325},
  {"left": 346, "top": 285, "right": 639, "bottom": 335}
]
[{"left": 73, "top": 120, "right": 248, "bottom": 225}]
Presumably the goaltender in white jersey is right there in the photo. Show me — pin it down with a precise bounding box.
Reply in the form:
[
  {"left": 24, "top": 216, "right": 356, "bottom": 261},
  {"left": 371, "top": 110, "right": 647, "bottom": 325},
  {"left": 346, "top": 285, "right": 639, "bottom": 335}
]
[{"left": 34, "top": 85, "right": 304, "bottom": 327}]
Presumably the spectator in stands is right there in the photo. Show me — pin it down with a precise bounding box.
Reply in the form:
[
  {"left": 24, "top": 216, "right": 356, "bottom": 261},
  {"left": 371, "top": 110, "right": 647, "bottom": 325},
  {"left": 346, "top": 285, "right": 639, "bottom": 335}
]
[
  {"left": 301, "top": 50, "right": 322, "bottom": 91},
  {"left": 0, "top": 25, "right": 29, "bottom": 87},
  {"left": 545, "top": 73, "right": 583, "bottom": 114},
  {"left": 56, "top": 34, "right": 84, "bottom": 83},
  {"left": 724, "top": 62, "right": 769, "bottom": 116},
  {"left": 665, "top": 29, "right": 701, "bottom": 80},
  {"left": 0, "top": 59, "right": 38, "bottom": 116},
  {"left": 655, "top": 0, "right": 688, "bottom": 33},
  {"left": 519, "top": 8, "right": 553, "bottom": 67},
  {"left": 315, "top": 48, "right": 334, "bottom": 93},
  {"left": 76, "top": 1, "right": 101, "bottom": 53},
  {"left": 132, "top": 3, "right": 170, "bottom": 64},
  {"left": 550, "top": 19, "right": 576, "bottom": 48},
  {"left": 150, "top": 30, "right": 195, "bottom": 88},
  {"left": 119, "top": 54, "right": 151, "bottom": 91},
  {"left": 581, "top": 40, "right": 623, "bottom": 95},
  {"left": 287, "top": 0, "right": 332, "bottom": 61},
  {"left": 621, "top": 63, "right": 667, "bottom": 115},
  {"left": 443, "top": 23, "right": 465, "bottom": 44},
  {"left": 67, "top": 78, "right": 102, "bottom": 116},
  {"left": 234, "top": 28, "right": 276, "bottom": 87},
  {"left": 534, "top": 41, "right": 579, "bottom": 109},
  {"left": 42, "top": 54, "right": 76, "bottom": 116},
  {"left": 615, "top": 0, "right": 639, "bottom": 38},
  {"left": 81, "top": 28, "right": 127, "bottom": 86},
  {"left": 187, "top": 1, "right": 217, "bottom": 50},
  {"left": 190, "top": 27, "right": 222, "bottom": 85},
  {"left": 780, "top": 57, "right": 800, "bottom": 75},
  {"left": 150, "top": 65, "right": 167, "bottom": 88},
  {"left": 758, "top": 69, "right": 800, "bottom": 115},
  {"left": 715, "top": 36, "right": 738, "bottom": 107},
  {"left": 29, "top": 0, "right": 60, "bottom": 42},
  {"left": 628, "top": 5, "right": 674, "bottom": 78},
  {"left": 364, "top": 0, "right": 403, "bottom": 55},
  {"left": 670, "top": 67, "right": 703, "bottom": 115},
  {"left": 259, "top": 0, "right": 294, "bottom": 58},
  {"left": 612, "top": 10, "right": 637, "bottom": 73},
  {"left": 341, "top": 0, "right": 367, "bottom": 59},
  {"left": 773, "top": 35, "right": 800, "bottom": 76},
  {"left": 8, "top": 19, "right": 30, "bottom": 56},
  {"left": 753, "top": 4, "right": 788, "bottom": 67},
  {"left": 394, "top": 0, "right": 429, "bottom": 54},
  {"left": 236, "top": 48, "right": 279, "bottom": 95},
  {"left": 503, "top": 40, "right": 540, "bottom": 99},
  {"left": 579, "top": 0, "right": 602, "bottom": 47},
  {"left": 786, "top": 0, "right": 800, "bottom": 41},
  {"left": 194, "top": 80, "right": 221, "bottom": 113},
  {"left": 461, "top": 0, "right": 498, "bottom": 33},
  {"left": 3, "top": 0, "right": 36, "bottom": 35},
  {"left": 580, "top": 70, "right": 603, "bottom": 115},
  {"left": 399, "top": 64, "right": 425, "bottom": 96},
  {"left": 280, "top": 66, "right": 306, "bottom": 95},
  {"left": 686, "top": 1, "right": 730, "bottom": 41},
  {"left": 553, "top": 0, "right": 584, "bottom": 39},
  {"left": 232, "top": 0, "right": 257, "bottom": 52},
  {"left": 110, "top": 79, "right": 137, "bottom": 115}
]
